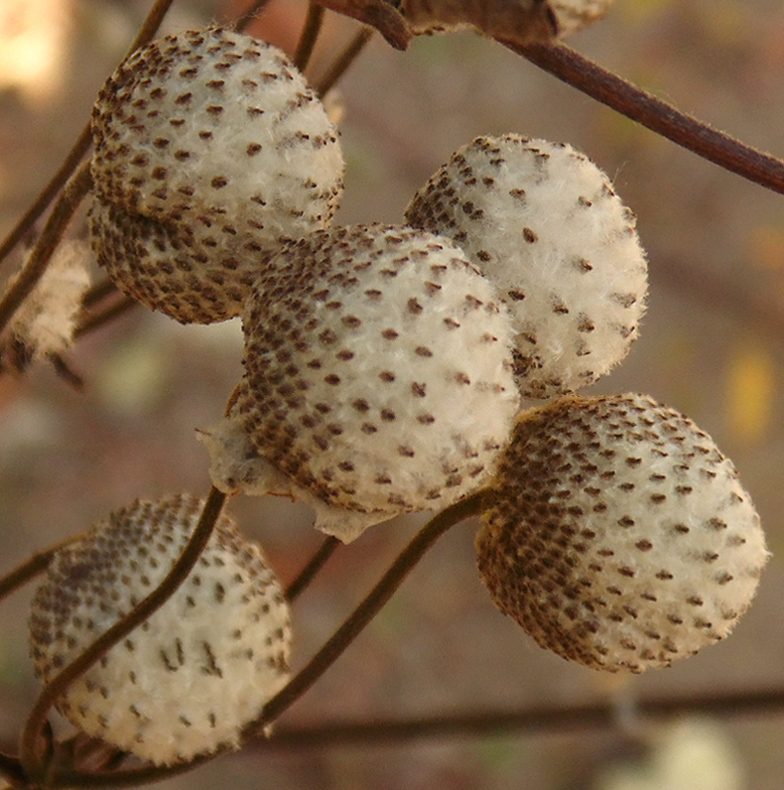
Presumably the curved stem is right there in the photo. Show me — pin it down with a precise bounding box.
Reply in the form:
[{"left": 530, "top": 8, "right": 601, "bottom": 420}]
[
  {"left": 19, "top": 488, "right": 227, "bottom": 785},
  {"left": 0, "top": 0, "right": 178, "bottom": 272},
  {"left": 509, "top": 41, "right": 784, "bottom": 195},
  {"left": 285, "top": 536, "right": 340, "bottom": 602},
  {"left": 294, "top": 2, "right": 325, "bottom": 72},
  {"left": 252, "top": 491, "right": 489, "bottom": 730},
  {"left": 316, "top": 26, "right": 374, "bottom": 96},
  {"left": 49, "top": 492, "right": 488, "bottom": 789},
  {"left": 81, "top": 278, "right": 118, "bottom": 310}
]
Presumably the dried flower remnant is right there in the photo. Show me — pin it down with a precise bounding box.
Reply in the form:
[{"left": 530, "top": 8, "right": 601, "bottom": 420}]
[
  {"left": 476, "top": 393, "right": 768, "bottom": 673},
  {"left": 89, "top": 27, "right": 344, "bottom": 324},
  {"left": 29, "top": 494, "right": 291, "bottom": 765},
  {"left": 400, "top": 0, "right": 557, "bottom": 44},
  {"left": 406, "top": 134, "right": 648, "bottom": 399},
  {"left": 234, "top": 223, "right": 520, "bottom": 542},
  {"left": 6, "top": 238, "right": 91, "bottom": 361}
]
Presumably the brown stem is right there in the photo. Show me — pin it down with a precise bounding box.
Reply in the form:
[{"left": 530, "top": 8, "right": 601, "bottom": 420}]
[
  {"left": 49, "top": 492, "right": 488, "bottom": 789},
  {"left": 316, "top": 26, "right": 374, "bottom": 97},
  {"left": 252, "top": 491, "right": 489, "bottom": 730},
  {"left": 81, "top": 278, "right": 117, "bottom": 310},
  {"left": 0, "top": 163, "right": 93, "bottom": 337},
  {"left": 285, "top": 536, "right": 340, "bottom": 602},
  {"left": 19, "top": 488, "right": 227, "bottom": 785},
  {"left": 294, "top": 2, "right": 326, "bottom": 72},
  {"left": 0, "top": 0, "right": 178, "bottom": 272},
  {"left": 255, "top": 686, "right": 784, "bottom": 749},
  {"left": 74, "top": 296, "right": 137, "bottom": 339},
  {"left": 0, "top": 534, "right": 82, "bottom": 604},
  {"left": 509, "top": 41, "right": 784, "bottom": 196}
]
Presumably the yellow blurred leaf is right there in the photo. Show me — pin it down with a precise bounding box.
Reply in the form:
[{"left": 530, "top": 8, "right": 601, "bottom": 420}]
[
  {"left": 726, "top": 341, "right": 775, "bottom": 444},
  {"left": 747, "top": 225, "right": 784, "bottom": 271}
]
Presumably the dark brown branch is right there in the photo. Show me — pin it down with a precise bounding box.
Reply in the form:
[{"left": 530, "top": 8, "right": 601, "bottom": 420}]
[
  {"left": 257, "top": 686, "right": 784, "bottom": 749},
  {"left": 285, "top": 536, "right": 340, "bottom": 602},
  {"left": 20, "top": 489, "right": 227, "bottom": 785},
  {"left": 294, "top": 2, "right": 326, "bottom": 72},
  {"left": 81, "top": 278, "right": 117, "bottom": 310},
  {"left": 0, "top": 535, "right": 80, "bottom": 603},
  {"left": 74, "top": 296, "right": 137, "bottom": 339},
  {"left": 253, "top": 491, "right": 489, "bottom": 730},
  {"left": 509, "top": 41, "right": 784, "bottom": 196},
  {"left": 0, "top": 750, "right": 25, "bottom": 788},
  {"left": 316, "top": 26, "right": 375, "bottom": 96}
]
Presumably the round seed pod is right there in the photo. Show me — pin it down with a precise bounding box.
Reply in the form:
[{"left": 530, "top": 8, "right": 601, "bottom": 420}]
[
  {"left": 89, "top": 27, "right": 344, "bottom": 324},
  {"left": 476, "top": 393, "right": 768, "bottom": 673},
  {"left": 238, "top": 223, "right": 520, "bottom": 542},
  {"left": 29, "top": 494, "right": 291, "bottom": 765},
  {"left": 405, "top": 134, "right": 648, "bottom": 399}
]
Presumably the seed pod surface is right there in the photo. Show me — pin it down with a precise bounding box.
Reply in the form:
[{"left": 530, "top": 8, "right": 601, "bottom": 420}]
[
  {"left": 476, "top": 393, "right": 768, "bottom": 672},
  {"left": 239, "top": 223, "right": 520, "bottom": 541},
  {"left": 406, "top": 134, "right": 647, "bottom": 398},
  {"left": 29, "top": 494, "right": 291, "bottom": 764},
  {"left": 90, "top": 27, "right": 344, "bottom": 323}
]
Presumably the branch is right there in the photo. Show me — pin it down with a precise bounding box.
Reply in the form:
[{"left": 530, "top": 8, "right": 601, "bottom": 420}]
[
  {"left": 509, "top": 41, "right": 784, "bottom": 196},
  {"left": 285, "top": 536, "right": 341, "bottom": 602},
  {"left": 256, "top": 686, "right": 784, "bottom": 749}
]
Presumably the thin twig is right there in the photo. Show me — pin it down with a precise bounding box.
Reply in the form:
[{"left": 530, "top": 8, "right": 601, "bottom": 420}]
[
  {"left": 234, "top": 0, "right": 275, "bottom": 34},
  {"left": 285, "top": 536, "right": 340, "bottom": 602},
  {"left": 253, "top": 491, "right": 489, "bottom": 730},
  {"left": 0, "top": 163, "right": 93, "bottom": 337},
  {"left": 509, "top": 41, "right": 784, "bottom": 196},
  {"left": 0, "top": 0, "right": 179, "bottom": 271},
  {"left": 294, "top": 2, "right": 326, "bottom": 71},
  {"left": 74, "top": 296, "right": 137, "bottom": 339},
  {"left": 50, "top": 492, "right": 488, "bottom": 789},
  {"left": 0, "top": 536, "right": 82, "bottom": 603},
  {"left": 316, "top": 26, "right": 374, "bottom": 96},
  {"left": 81, "top": 278, "right": 117, "bottom": 310},
  {"left": 257, "top": 686, "right": 784, "bottom": 749},
  {"left": 19, "top": 489, "right": 227, "bottom": 785}
]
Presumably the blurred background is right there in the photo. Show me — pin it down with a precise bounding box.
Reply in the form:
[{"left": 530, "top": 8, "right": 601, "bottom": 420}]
[{"left": 1, "top": 0, "right": 783, "bottom": 787}]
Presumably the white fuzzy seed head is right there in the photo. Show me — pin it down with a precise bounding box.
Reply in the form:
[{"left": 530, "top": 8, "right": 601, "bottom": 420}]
[
  {"left": 406, "top": 134, "right": 648, "bottom": 399},
  {"left": 29, "top": 494, "right": 291, "bottom": 765},
  {"left": 476, "top": 393, "right": 768, "bottom": 673},
  {"left": 89, "top": 27, "right": 344, "bottom": 324},
  {"left": 239, "top": 223, "right": 521, "bottom": 542}
]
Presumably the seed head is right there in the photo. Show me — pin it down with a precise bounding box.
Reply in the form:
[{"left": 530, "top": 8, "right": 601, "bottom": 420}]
[
  {"left": 29, "top": 494, "right": 291, "bottom": 764},
  {"left": 237, "top": 223, "right": 520, "bottom": 542},
  {"left": 89, "top": 27, "right": 344, "bottom": 324},
  {"left": 406, "top": 134, "right": 648, "bottom": 398},
  {"left": 476, "top": 393, "right": 768, "bottom": 672}
]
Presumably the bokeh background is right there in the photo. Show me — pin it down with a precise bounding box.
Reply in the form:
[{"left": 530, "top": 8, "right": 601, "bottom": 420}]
[{"left": 1, "top": 0, "right": 784, "bottom": 787}]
